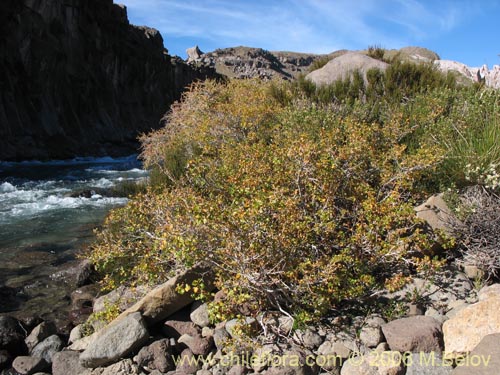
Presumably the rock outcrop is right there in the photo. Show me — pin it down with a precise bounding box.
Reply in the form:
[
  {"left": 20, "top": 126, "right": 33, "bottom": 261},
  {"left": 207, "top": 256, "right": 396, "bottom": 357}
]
[
  {"left": 186, "top": 45, "right": 331, "bottom": 80},
  {"left": 306, "top": 52, "right": 389, "bottom": 86},
  {"left": 0, "top": 0, "right": 214, "bottom": 161}
]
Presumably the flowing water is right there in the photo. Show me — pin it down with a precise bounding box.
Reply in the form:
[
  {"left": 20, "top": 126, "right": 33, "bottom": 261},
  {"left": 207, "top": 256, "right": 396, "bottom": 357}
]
[{"left": 0, "top": 155, "right": 146, "bottom": 322}]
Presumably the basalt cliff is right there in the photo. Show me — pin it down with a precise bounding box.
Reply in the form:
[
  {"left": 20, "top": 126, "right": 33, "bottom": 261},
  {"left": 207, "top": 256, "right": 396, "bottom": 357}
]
[{"left": 0, "top": 0, "right": 214, "bottom": 161}]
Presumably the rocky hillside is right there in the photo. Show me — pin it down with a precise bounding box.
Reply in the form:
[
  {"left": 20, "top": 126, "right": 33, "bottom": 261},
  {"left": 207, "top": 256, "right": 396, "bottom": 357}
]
[
  {"left": 186, "top": 45, "right": 338, "bottom": 80},
  {"left": 0, "top": 0, "right": 214, "bottom": 161}
]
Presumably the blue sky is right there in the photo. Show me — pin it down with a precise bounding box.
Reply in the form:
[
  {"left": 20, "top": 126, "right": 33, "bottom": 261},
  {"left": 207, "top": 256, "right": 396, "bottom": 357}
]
[{"left": 119, "top": 0, "right": 500, "bottom": 68}]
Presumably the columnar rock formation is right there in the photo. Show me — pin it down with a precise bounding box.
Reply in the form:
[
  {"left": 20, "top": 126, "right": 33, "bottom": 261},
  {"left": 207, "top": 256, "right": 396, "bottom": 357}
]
[{"left": 0, "top": 0, "right": 214, "bottom": 160}]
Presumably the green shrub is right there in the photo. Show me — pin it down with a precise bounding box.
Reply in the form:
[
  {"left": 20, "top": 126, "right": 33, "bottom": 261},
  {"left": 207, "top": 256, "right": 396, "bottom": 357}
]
[
  {"left": 89, "top": 79, "right": 443, "bottom": 321},
  {"left": 367, "top": 44, "right": 386, "bottom": 61}
]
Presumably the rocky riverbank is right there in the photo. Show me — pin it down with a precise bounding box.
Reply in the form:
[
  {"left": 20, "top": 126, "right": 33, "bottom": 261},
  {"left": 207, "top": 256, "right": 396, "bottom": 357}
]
[{"left": 1, "top": 259, "right": 499, "bottom": 375}]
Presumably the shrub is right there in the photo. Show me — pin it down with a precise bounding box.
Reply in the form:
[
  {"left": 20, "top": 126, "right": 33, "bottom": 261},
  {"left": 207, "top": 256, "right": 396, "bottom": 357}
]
[
  {"left": 89, "top": 79, "right": 443, "bottom": 322},
  {"left": 451, "top": 186, "right": 500, "bottom": 280},
  {"left": 308, "top": 56, "right": 330, "bottom": 72},
  {"left": 367, "top": 44, "right": 386, "bottom": 61}
]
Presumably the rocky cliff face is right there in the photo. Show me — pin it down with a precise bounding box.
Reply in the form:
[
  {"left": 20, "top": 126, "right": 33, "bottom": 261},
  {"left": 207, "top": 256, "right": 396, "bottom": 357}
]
[
  {"left": 0, "top": 0, "right": 213, "bottom": 161},
  {"left": 187, "top": 46, "right": 331, "bottom": 80}
]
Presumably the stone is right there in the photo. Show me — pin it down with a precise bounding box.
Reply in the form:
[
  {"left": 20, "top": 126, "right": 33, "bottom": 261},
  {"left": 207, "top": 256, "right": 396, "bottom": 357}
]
[
  {"left": 293, "top": 329, "right": 323, "bottom": 349},
  {"left": 306, "top": 52, "right": 389, "bottom": 87},
  {"left": 68, "top": 332, "right": 96, "bottom": 352},
  {"left": 68, "top": 325, "right": 83, "bottom": 344},
  {"left": 12, "top": 356, "right": 48, "bottom": 375},
  {"left": 443, "top": 297, "right": 500, "bottom": 354},
  {"left": 80, "top": 312, "right": 149, "bottom": 368},
  {"left": 187, "top": 45, "right": 204, "bottom": 62},
  {"left": 52, "top": 350, "right": 91, "bottom": 375},
  {"left": 382, "top": 316, "right": 443, "bottom": 353},
  {"left": 116, "top": 264, "right": 214, "bottom": 326},
  {"left": 340, "top": 350, "right": 405, "bottom": 375},
  {"left": 225, "top": 318, "right": 258, "bottom": 339},
  {"left": 359, "top": 317, "right": 386, "bottom": 348},
  {"left": 261, "top": 347, "right": 318, "bottom": 375},
  {"left": 178, "top": 334, "right": 214, "bottom": 356},
  {"left": 163, "top": 320, "right": 200, "bottom": 339},
  {"left": 30, "top": 335, "right": 63, "bottom": 364},
  {"left": 25, "top": 322, "right": 57, "bottom": 352},
  {"left": 99, "top": 358, "right": 140, "bottom": 375},
  {"left": 93, "top": 285, "right": 150, "bottom": 314},
  {"left": 477, "top": 283, "right": 500, "bottom": 301},
  {"left": 405, "top": 353, "right": 453, "bottom": 375},
  {"left": 228, "top": 365, "right": 247, "bottom": 375},
  {"left": 191, "top": 302, "right": 210, "bottom": 328},
  {"left": 176, "top": 348, "right": 201, "bottom": 374},
  {"left": 50, "top": 260, "right": 95, "bottom": 288},
  {"left": 0, "top": 316, "right": 27, "bottom": 355},
  {"left": 445, "top": 301, "right": 469, "bottom": 319},
  {"left": 316, "top": 340, "right": 351, "bottom": 372},
  {"left": 425, "top": 307, "right": 447, "bottom": 324},
  {"left": 463, "top": 265, "right": 484, "bottom": 280},
  {"left": 415, "top": 194, "right": 455, "bottom": 234},
  {"left": 133, "top": 338, "right": 175, "bottom": 373},
  {"left": 277, "top": 316, "right": 294, "bottom": 336},
  {"left": 451, "top": 333, "right": 500, "bottom": 375}
]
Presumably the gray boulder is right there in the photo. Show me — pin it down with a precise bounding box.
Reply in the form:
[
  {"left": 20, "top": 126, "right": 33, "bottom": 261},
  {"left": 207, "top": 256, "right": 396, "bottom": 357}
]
[
  {"left": 52, "top": 351, "right": 90, "bottom": 375},
  {"left": 359, "top": 316, "right": 386, "bottom": 348},
  {"left": 79, "top": 312, "right": 149, "bottom": 368},
  {"left": 25, "top": 322, "right": 57, "bottom": 352},
  {"left": 191, "top": 302, "right": 210, "bottom": 328},
  {"left": 30, "top": 335, "right": 63, "bottom": 364},
  {"left": 12, "top": 356, "right": 48, "bottom": 375},
  {"left": 382, "top": 316, "right": 443, "bottom": 353}
]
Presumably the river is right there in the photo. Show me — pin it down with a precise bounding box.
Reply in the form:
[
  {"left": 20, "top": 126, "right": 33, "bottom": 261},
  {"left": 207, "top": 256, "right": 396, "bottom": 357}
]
[{"left": 0, "top": 155, "right": 146, "bottom": 323}]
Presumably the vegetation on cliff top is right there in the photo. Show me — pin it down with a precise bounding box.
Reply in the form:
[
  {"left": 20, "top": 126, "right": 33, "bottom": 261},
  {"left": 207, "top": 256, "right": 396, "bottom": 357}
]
[{"left": 87, "top": 60, "right": 500, "bottom": 325}]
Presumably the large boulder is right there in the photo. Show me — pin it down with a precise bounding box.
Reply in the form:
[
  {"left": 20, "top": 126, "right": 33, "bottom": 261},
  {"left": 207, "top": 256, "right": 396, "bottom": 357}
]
[
  {"left": 25, "top": 322, "right": 57, "bottom": 352},
  {"left": 12, "top": 356, "right": 49, "bottom": 375},
  {"left": 451, "top": 333, "right": 500, "bottom": 375},
  {"left": 306, "top": 52, "right": 389, "bottom": 86},
  {"left": 116, "top": 263, "right": 214, "bottom": 326},
  {"left": 443, "top": 295, "right": 500, "bottom": 354},
  {"left": 79, "top": 312, "right": 149, "bottom": 368},
  {"left": 30, "top": 335, "right": 64, "bottom": 364},
  {"left": 382, "top": 316, "right": 443, "bottom": 353}
]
